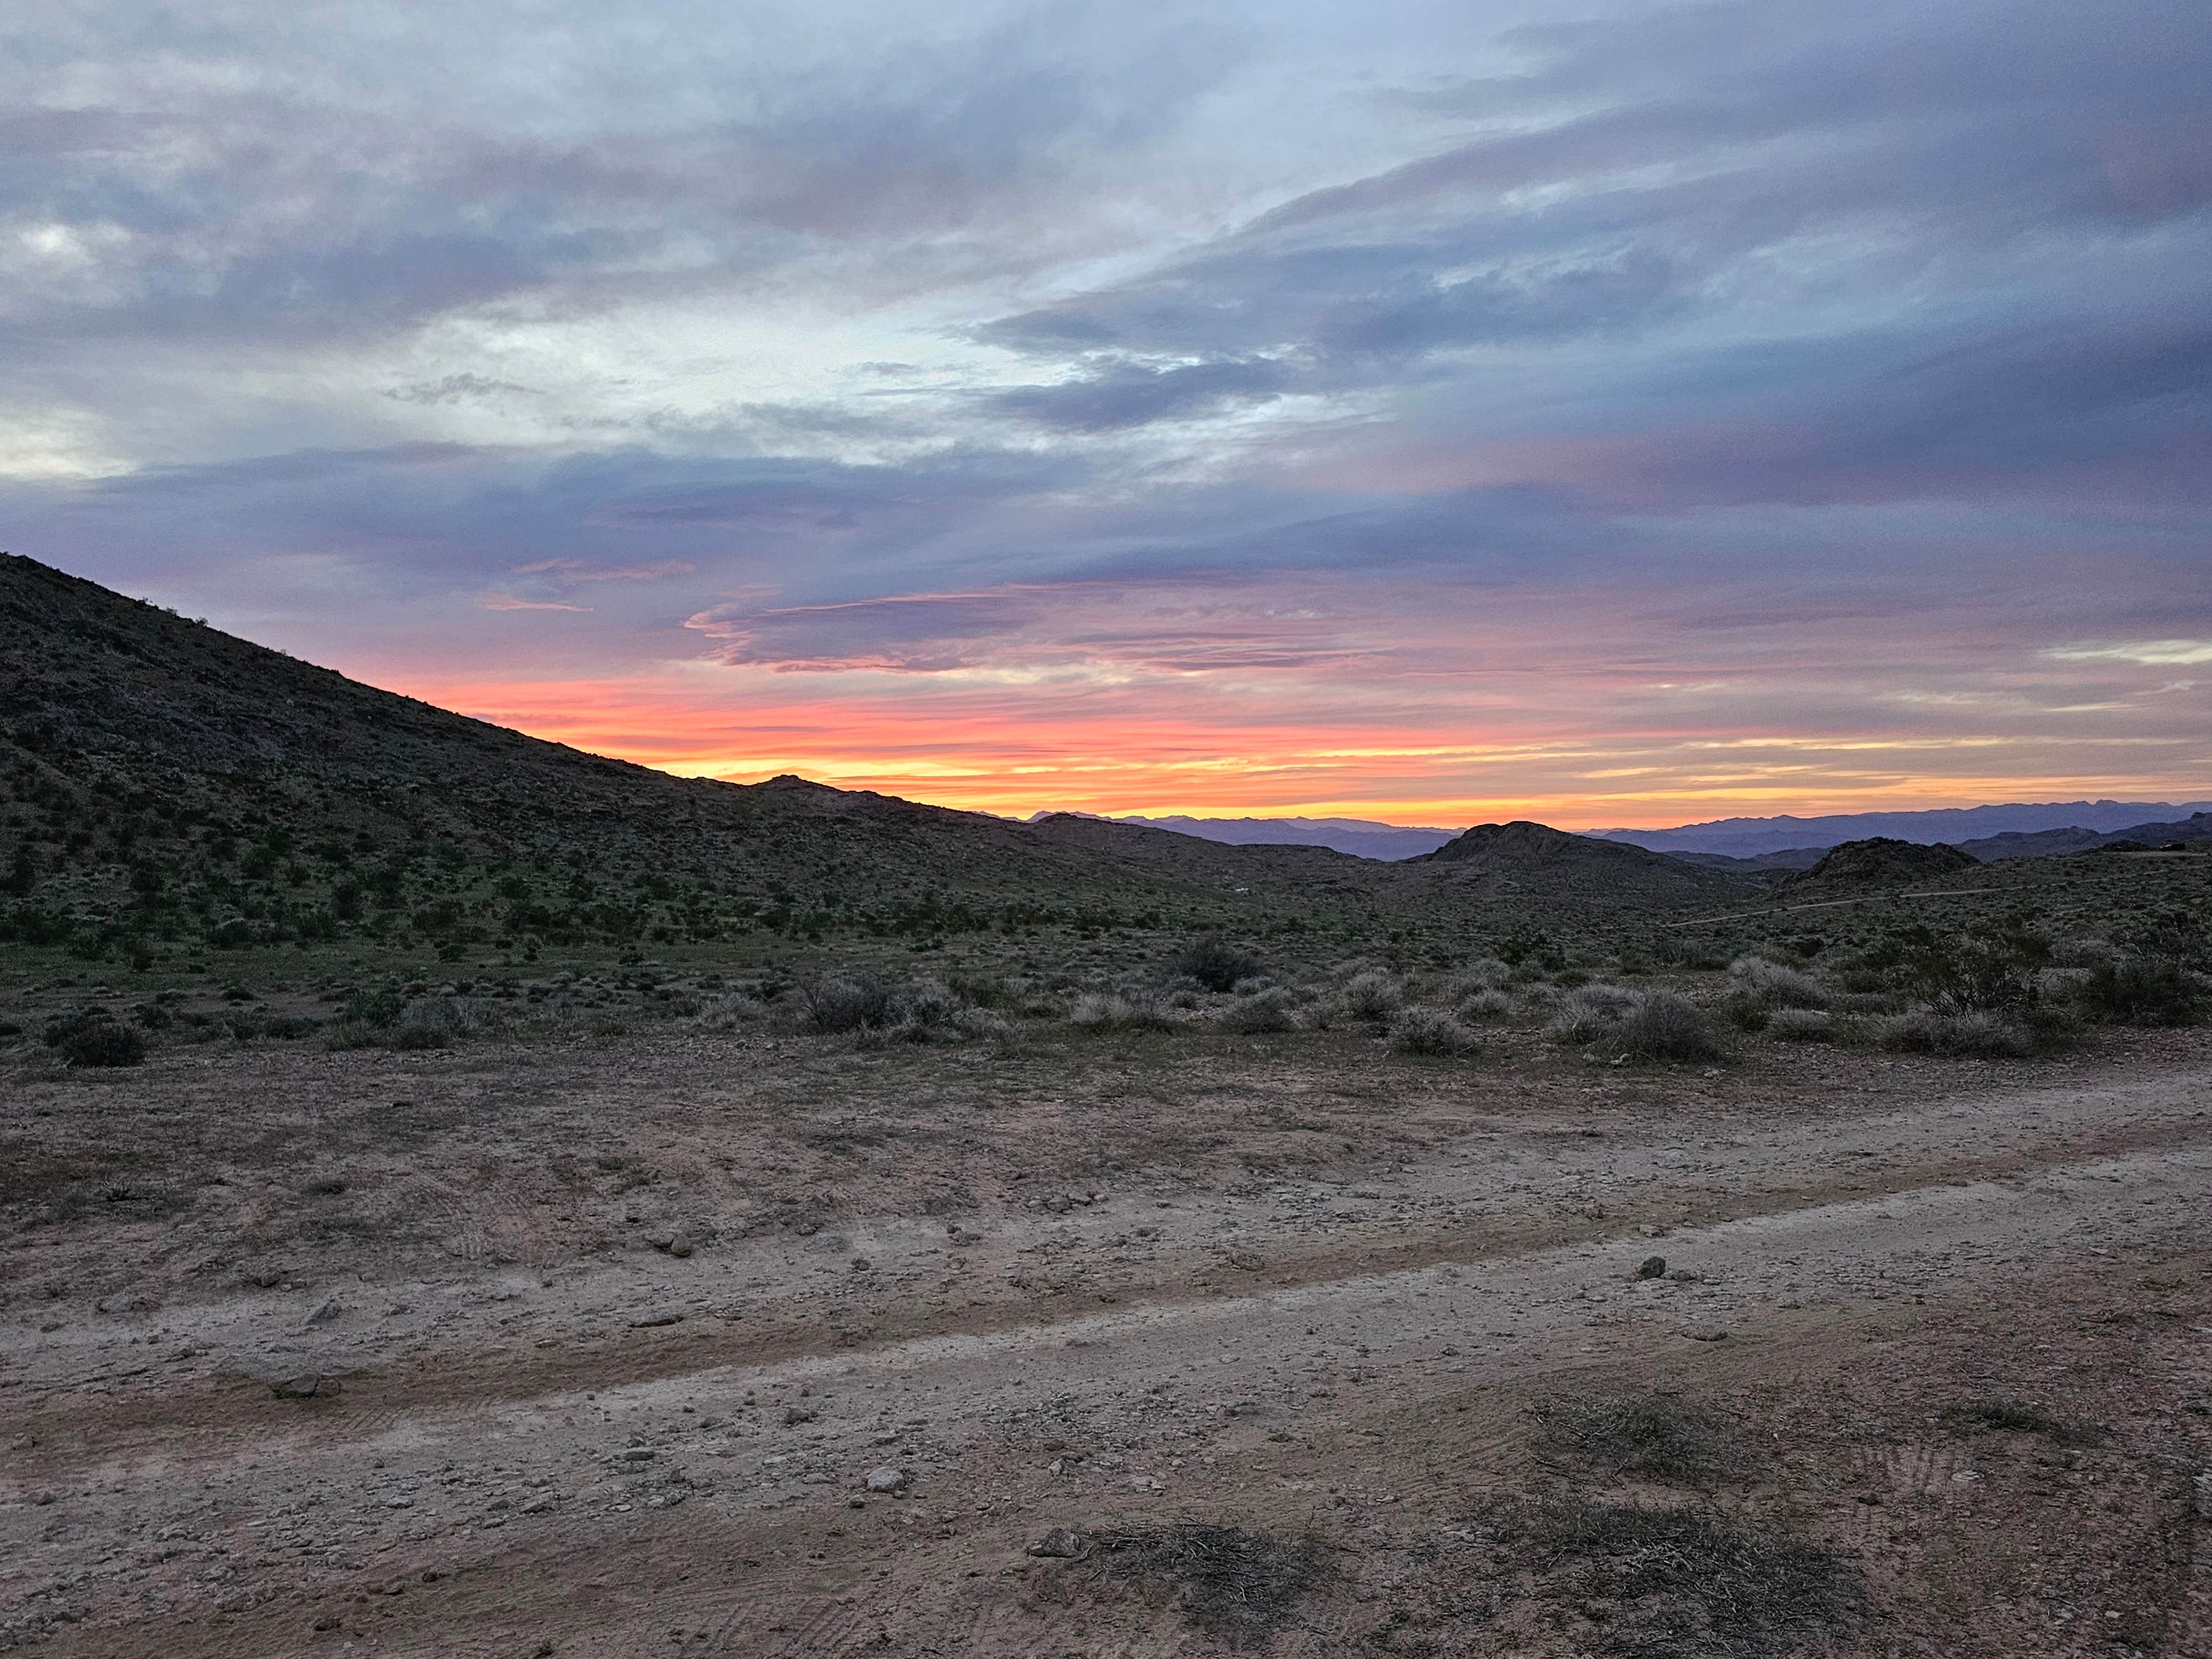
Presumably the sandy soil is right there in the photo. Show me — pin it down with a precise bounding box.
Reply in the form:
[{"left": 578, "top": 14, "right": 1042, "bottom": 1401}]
[{"left": 5, "top": 1029, "right": 2212, "bottom": 1656}]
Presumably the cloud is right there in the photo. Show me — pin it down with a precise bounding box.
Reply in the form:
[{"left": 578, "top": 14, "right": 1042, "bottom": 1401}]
[
  {"left": 2049, "top": 641, "right": 2212, "bottom": 666},
  {"left": 482, "top": 593, "right": 589, "bottom": 612}
]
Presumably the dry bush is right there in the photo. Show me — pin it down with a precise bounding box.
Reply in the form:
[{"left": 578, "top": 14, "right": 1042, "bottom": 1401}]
[
  {"left": 1535, "top": 1391, "right": 1730, "bottom": 1479},
  {"left": 791, "top": 976, "right": 894, "bottom": 1034},
  {"left": 1765, "top": 1007, "right": 1834, "bottom": 1042},
  {"left": 1390, "top": 1004, "right": 1479, "bottom": 1055},
  {"left": 1493, "top": 1499, "right": 1856, "bottom": 1658},
  {"left": 1172, "top": 935, "right": 1264, "bottom": 993},
  {"left": 1219, "top": 986, "right": 1298, "bottom": 1034},
  {"left": 1455, "top": 988, "right": 1513, "bottom": 1021},
  {"left": 1550, "top": 987, "right": 1723, "bottom": 1062},
  {"left": 1080, "top": 1524, "right": 1322, "bottom": 1646},
  {"left": 1726, "top": 954, "right": 1829, "bottom": 1009},
  {"left": 44, "top": 1010, "right": 146, "bottom": 1068},
  {"left": 1878, "top": 1007, "right": 2031, "bottom": 1057},
  {"left": 1071, "top": 992, "right": 1174, "bottom": 1031},
  {"left": 1339, "top": 969, "right": 1405, "bottom": 1024},
  {"left": 1451, "top": 957, "right": 1514, "bottom": 994},
  {"left": 2072, "top": 955, "right": 2205, "bottom": 1026}
]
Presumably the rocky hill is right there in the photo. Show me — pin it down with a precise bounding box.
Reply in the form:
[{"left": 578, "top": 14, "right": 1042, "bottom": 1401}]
[
  {"left": 1412, "top": 821, "right": 1755, "bottom": 897},
  {"left": 1784, "top": 837, "right": 1980, "bottom": 892}
]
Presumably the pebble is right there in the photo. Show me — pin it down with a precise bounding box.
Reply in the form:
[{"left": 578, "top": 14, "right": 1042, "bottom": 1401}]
[
  {"left": 304, "top": 1300, "right": 343, "bottom": 1327},
  {"left": 1026, "top": 1529, "right": 1082, "bottom": 1558},
  {"left": 667, "top": 1237, "right": 693, "bottom": 1259},
  {"left": 619, "top": 1447, "right": 656, "bottom": 1462},
  {"left": 1679, "top": 1328, "right": 1729, "bottom": 1343},
  {"left": 864, "top": 1467, "right": 909, "bottom": 1494},
  {"left": 1636, "top": 1256, "right": 1667, "bottom": 1280},
  {"left": 628, "top": 1313, "right": 683, "bottom": 1329},
  {"left": 783, "top": 1407, "right": 817, "bottom": 1427}
]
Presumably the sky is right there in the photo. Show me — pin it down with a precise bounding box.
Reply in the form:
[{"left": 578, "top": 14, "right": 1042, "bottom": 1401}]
[{"left": 4, "top": 0, "right": 2209, "bottom": 828}]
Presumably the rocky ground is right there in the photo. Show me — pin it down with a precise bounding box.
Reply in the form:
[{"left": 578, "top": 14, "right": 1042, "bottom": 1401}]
[{"left": 5, "top": 1025, "right": 2212, "bottom": 1657}]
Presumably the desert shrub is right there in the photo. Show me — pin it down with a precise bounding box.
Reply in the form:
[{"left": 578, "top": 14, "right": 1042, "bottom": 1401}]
[
  {"left": 1455, "top": 988, "right": 1512, "bottom": 1021},
  {"left": 2073, "top": 955, "right": 2205, "bottom": 1026},
  {"left": 1766, "top": 1008, "right": 1834, "bottom": 1042},
  {"left": 1535, "top": 1391, "right": 1728, "bottom": 1479},
  {"left": 1339, "top": 970, "right": 1404, "bottom": 1024},
  {"left": 1071, "top": 992, "right": 1174, "bottom": 1032},
  {"left": 1452, "top": 957, "right": 1514, "bottom": 994},
  {"left": 1390, "top": 1005, "right": 1478, "bottom": 1056},
  {"left": 1545, "top": 984, "right": 1642, "bottom": 1044},
  {"left": 1172, "top": 935, "right": 1262, "bottom": 993},
  {"left": 1551, "top": 987, "right": 1723, "bottom": 1062},
  {"left": 339, "top": 982, "right": 409, "bottom": 1028},
  {"left": 1878, "top": 1008, "right": 2031, "bottom": 1058},
  {"left": 1220, "top": 987, "right": 1298, "bottom": 1034},
  {"left": 389, "top": 995, "right": 474, "bottom": 1050},
  {"left": 792, "top": 975, "right": 893, "bottom": 1034},
  {"left": 1856, "top": 919, "right": 2051, "bottom": 1014},
  {"left": 45, "top": 1010, "right": 146, "bottom": 1068},
  {"left": 1728, "top": 954, "right": 1829, "bottom": 1009}
]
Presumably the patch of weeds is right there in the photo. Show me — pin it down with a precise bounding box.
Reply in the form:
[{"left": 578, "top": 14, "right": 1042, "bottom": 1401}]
[
  {"left": 1550, "top": 988, "right": 1724, "bottom": 1063},
  {"left": 1535, "top": 1392, "right": 1730, "bottom": 1480},
  {"left": 1070, "top": 991, "right": 1175, "bottom": 1031},
  {"left": 43, "top": 1009, "right": 147, "bottom": 1068},
  {"left": 1946, "top": 1399, "right": 2106, "bottom": 1445},
  {"left": 1390, "top": 1005, "right": 1479, "bottom": 1056},
  {"left": 1496, "top": 1499, "right": 1856, "bottom": 1658},
  {"left": 1082, "top": 1523, "right": 1323, "bottom": 1647}
]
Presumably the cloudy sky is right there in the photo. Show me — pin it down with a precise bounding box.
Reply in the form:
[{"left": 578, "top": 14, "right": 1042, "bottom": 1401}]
[{"left": 7, "top": 0, "right": 2209, "bottom": 826}]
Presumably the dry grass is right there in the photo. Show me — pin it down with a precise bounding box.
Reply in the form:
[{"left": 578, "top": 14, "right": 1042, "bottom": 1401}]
[{"left": 1081, "top": 1523, "right": 1324, "bottom": 1646}]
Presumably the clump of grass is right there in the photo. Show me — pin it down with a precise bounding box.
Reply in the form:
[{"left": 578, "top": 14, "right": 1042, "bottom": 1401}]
[
  {"left": 791, "top": 975, "right": 894, "bottom": 1034},
  {"left": 1219, "top": 986, "right": 1298, "bottom": 1034},
  {"left": 1765, "top": 1007, "right": 1834, "bottom": 1042},
  {"left": 1082, "top": 1524, "right": 1322, "bottom": 1646},
  {"left": 1456, "top": 988, "right": 1513, "bottom": 1021},
  {"left": 1877, "top": 1007, "right": 2031, "bottom": 1058},
  {"left": 1534, "top": 1391, "right": 1728, "bottom": 1480},
  {"left": 1071, "top": 991, "right": 1175, "bottom": 1031},
  {"left": 1727, "top": 955, "right": 1829, "bottom": 1009},
  {"left": 1390, "top": 1005, "right": 1479, "bottom": 1056},
  {"left": 1499, "top": 1499, "right": 1856, "bottom": 1658},
  {"left": 1172, "top": 935, "right": 1264, "bottom": 993},
  {"left": 1451, "top": 957, "right": 1514, "bottom": 994},
  {"left": 1550, "top": 988, "right": 1723, "bottom": 1063}
]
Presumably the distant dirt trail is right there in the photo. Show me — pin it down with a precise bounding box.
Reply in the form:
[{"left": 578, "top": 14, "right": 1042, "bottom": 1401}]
[{"left": 6, "top": 1056, "right": 2212, "bottom": 1657}]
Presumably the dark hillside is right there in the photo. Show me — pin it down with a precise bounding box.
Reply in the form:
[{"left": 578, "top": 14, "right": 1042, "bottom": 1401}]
[
  {"left": 0, "top": 555, "right": 1239, "bottom": 961},
  {"left": 1412, "top": 821, "right": 1755, "bottom": 898},
  {"left": 1785, "top": 837, "right": 1978, "bottom": 892}
]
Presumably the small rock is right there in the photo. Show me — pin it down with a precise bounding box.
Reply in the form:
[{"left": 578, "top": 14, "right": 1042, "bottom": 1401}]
[
  {"left": 864, "top": 1467, "right": 909, "bottom": 1494},
  {"left": 1668, "top": 1269, "right": 1700, "bottom": 1283},
  {"left": 667, "top": 1236, "right": 693, "bottom": 1259},
  {"left": 1027, "top": 1528, "right": 1082, "bottom": 1558},
  {"left": 783, "top": 1406, "right": 817, "bottom": 1427},
  {"left": 1042, "top": 1194, "right": 1073, "bottom": 1214},
  {"left": 304, "top": 1299, "right": 343, "bottom": 1326},
  {"left": 1636, "top": 1256, "right": 1667, "bottom": 1280},
  {"left": 270, "top": 1375, "right": 328, "bottom": 1399},
  {"left": 628, "top": 1313, "right": 683, "bottom": 1328},
  {"left": 520, "top": 1494, "right": 556, "bottom": 1514},
  {"left": 1679, "top": 1328, "right": 1729, "bottom": 1343},
  {"left": 619, "top": 1447, "right": 656, "bottom": 1462},
  {"left": 646, "top": 1233, "right": 675, "bottom": 1252}
]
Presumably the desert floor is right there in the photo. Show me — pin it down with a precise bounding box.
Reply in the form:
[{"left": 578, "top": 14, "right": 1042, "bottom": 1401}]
[{"left": 6, "top": 1026, "right": 2211, "bottom": 1656}]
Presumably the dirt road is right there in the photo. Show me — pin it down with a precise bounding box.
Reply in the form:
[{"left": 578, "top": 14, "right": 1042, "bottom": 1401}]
[{"left": 6, "top": 1037, "right": 2212, "bottom": 1656}]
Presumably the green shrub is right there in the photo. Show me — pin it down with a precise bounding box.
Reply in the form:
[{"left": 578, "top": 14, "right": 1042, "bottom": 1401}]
[
  {"left": 2074, "top": 956, "right": 2204, "bottom": 1026},
  {"left": 1550, "top": 988, "right": 1723, "bottom": 1062},
  {"left": 1172, "top": 935, "right": 1262, "bottom": 993},
  {"left": 1879, "top": 1008, "right": 2031, "bottom": 1058},
  {"left": 1339, "top": 970, "right": 1404, "bottom": 1024}
]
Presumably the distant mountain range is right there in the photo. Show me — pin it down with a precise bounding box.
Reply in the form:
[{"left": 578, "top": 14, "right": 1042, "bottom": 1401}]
[
  {"left": 1037, "top": 813, "right": 1460, "bottom": 862},
  {"left": 1585, "top": 801, "right": 2212, "bottom": 858}
]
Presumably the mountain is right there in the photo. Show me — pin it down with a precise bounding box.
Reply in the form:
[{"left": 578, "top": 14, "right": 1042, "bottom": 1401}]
[
  {"left": 1061, "top": 813, "right": 1459, "bottom": 861},
  {"left": 1783, "top": 837, "right": 1980, "bottom": 892},
  {"left": 0, "top": 554, "right": 1274, "bottom": 959},
  {"left": 1953, "top": 812, "right": 2212, "bottom": 862},
  {"left": 1589, "top": 800, "right": 2212, "bottom": 858},
  {"left": 1409, "top": 820, "right": 1754, "bottom": 896},
  {"left": 0, "top": 554, "right": 1749, "bottom": 967}
]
